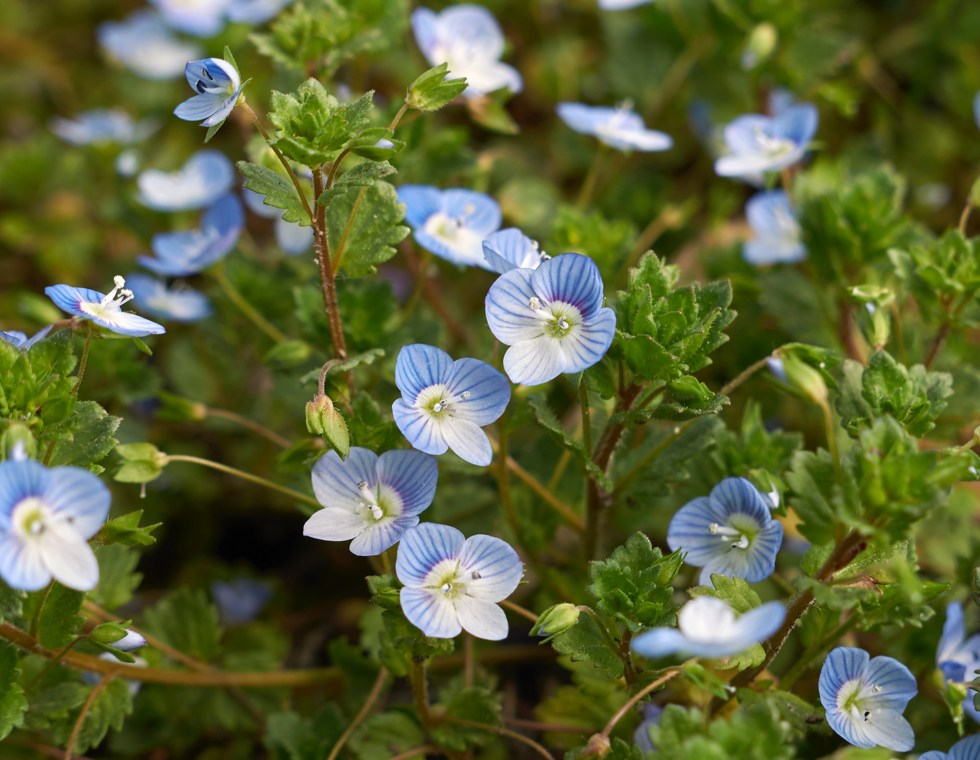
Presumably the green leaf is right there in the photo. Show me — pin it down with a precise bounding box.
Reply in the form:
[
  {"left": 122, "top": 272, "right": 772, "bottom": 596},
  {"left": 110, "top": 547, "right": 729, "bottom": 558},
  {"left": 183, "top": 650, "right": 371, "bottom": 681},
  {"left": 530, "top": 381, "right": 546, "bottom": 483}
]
[
  {"left": 92, "top": 544, "right": 143, "bottom": 610},
  {"left": 0, "top": 581, "right": 23, "bottom": 624},
  {"left": 432, "top": 685, "right": 501, "bottom": 751},
  {"left": 0, "top": 641, "right": 27, "bottom": 740},
  {"left": 655, "top": 376, "right": 728, "bottom": 420},
  {"left": 466, "top": 92, "right": 519, "bottom": 134},
  {"left": 527, "top": 393, "right": 612, "bottom": 492},
  {"left": 142, "top": 588, "right": 222, "bottom": 661},
  {"left": 350, "top": 712, "right": 423, "bottom": 759},
  {"left": 99, "top": 510, "right": 160, "bottom": 547},
  {"left": 589, "top": 533, "right": 682, "bottom": 631},
  {"left": 327, "top": 181, "right": 408, "bottom": 277},
  {"left": 406, "top": 63, "right": 468, "bottom": 112},
  {"left": 548, "top": 613, "right": 624, "bottom": 679},
  {"left": 45, "top": 400, "right": 121, "bottom": 470},
  {"left": 70, "top": 678, "right": 134, "bottom": 754},
  {"left": 264, "top": 706, "right": 344, "bottom": 760},
  {"left": 36, "top": 583, "right": 84, "bottom": 649},
  {"left": 690, "top": 575, "right": 761, "bottom": 615},
  {"left": 114, "top": 442, "right": 168, "bottom": 484},
  {"left": 238, "top": 161, "right": 311, "bottom": 225},
  {"left": 317, "top": 161, "right": 397, "bottom": 205}
]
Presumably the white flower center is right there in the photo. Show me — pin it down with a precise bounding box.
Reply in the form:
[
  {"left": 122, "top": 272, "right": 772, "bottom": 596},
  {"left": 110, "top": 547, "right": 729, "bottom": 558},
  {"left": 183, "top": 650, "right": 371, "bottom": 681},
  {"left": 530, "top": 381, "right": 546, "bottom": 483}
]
[
  {"left": 753, "top": 125, "right": 796, "bottom": 157},
  {"left": 12, "top": 496, "right": 53, "bottom": 540},
  {"left": 708, "top": 522, "right": 750, "bottom": 550},
  {"left": 422, "top": 211, "right": 483, "bottom": 256},
  {"left": 677, "top": 597, "right": 738, "bottom": 643},
  {"left": 527, "top": 297, "right": 580, "bottom": 338},
  {"left": 415, "top": 384, "right": 471, "bottom": 419},
  {"left": 837, "top": 678, "right": 878, "bottom": 723},
  {"left": 355, "top": 480, "right": 401, "bottom": 522},
  {"left": 79, "top": 275, "right": 135, "bottom": 320}
]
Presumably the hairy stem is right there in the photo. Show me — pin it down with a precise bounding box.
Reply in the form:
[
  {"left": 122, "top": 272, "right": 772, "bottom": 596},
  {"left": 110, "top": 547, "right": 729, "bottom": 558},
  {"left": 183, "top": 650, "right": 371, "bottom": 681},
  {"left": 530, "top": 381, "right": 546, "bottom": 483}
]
[
  {"left": 312, "top": 169, "right": 349, "bottom": 361},
  {"left": 204, "top": 406, "right": 291, "bottom": 448},
  {"left": 65, "top": 675, "right": 113, "bottom": 760},
  {"left": 599, "top": 667, "right": 681, "bottom": 741},
  {"left": 241, "top": 102, "right": 313, "bottom": 222}
]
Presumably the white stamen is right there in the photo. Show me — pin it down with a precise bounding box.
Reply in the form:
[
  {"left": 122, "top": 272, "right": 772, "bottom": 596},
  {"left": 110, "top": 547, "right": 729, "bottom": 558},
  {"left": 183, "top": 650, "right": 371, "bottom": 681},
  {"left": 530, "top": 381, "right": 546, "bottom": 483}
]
[
  {"left": 441, "top": 582, "right": 453, "bottom": 593},
  {"left": 708, "top": 522, "right": 750, "bottom": 550}
]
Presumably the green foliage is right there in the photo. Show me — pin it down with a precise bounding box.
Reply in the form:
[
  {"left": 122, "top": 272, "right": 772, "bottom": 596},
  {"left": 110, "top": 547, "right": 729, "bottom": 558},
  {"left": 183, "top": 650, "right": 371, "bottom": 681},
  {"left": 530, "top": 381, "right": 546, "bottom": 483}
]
[
  {"left": 889, "top": 230, "right": 980, "bottom": 322},
  {"left": 36, "top": 584, "right": 84, "bottom": 649},
  {"left": 327, "top": 180, "right": 408, "bottom": 276},
  {"left": 264, "top": 706, "right": 344, "bottom": 760},
  {"left": 528, "top": 393, "right": 612, "bottom": 491},
  {"left": 432, "top": 684, "right": 502, "bottom": 751},
  {"left": 836, "top": 351, "right": 952, "bottom": 437},
  {"left": 142, "top": 588, "right": 222, "bottom": 662},
  {"left": 70, "top": 678, "right": 134, "bottom": 755},
  {"left": 92, "top": 545, "right": 143, "bottom": 610},
  {"left": 238, "top": 161, "right": 312, "bottom": 224},
  {"left": 114, "top": 442, "right": 167, "bottom": 484},
  {"left": 0, "top": 641, "right": 27, "bottom": 740},
  {"left": 350, "top": 712, "right": 423, "bottom": 759},
  {"left": 548, "top": 611, "right": 624, "bottom": 680},
  {"left": 689, "top": 576, "right": 766, "bottom": 669},
  {"left": 44, "top": 400, "right": 120, "bottom": 471},
  {"left": 98, "top": 510, "right": 160, "bottom": 547},
  {"left": 407, "top": 63, "right": 469, "bottom": 112},
  {"left": 589, "top": 533, "right": 682, "bottom": 632},
  {"left": 548, "top": 207, "right": 635, "bottom": 272},
  {"left": 649, "top": 702, "right": 796, "bottom": 760}
]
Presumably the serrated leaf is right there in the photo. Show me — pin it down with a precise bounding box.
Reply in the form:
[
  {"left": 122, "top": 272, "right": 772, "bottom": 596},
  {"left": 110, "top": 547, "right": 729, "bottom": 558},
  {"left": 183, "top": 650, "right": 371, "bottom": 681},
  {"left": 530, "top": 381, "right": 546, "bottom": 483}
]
[
  {"left": 238, "top": 161, "right": 312, "bottom": 225},
  {"left": 98, "top": 511, "right": 160, "bottom": 547},
  {"left": 70, "top": 678, "right": 134, "bottom": 754},
  {"left": 432, "top": 685, "right": 501, "bottom": 751},
  {"left": 45, "top": 400, "right": 120, "bottom": 469},
  {"left": 527, "top": 394, "right": 613, "bottom": 492},
  {"left": 407, "top": 63, "right": 467, "bottom": 112},
  {"left": 350, "top": 712, "right": 423, "bottom": 759},
  {"left": 327, "top": 181, "right": 408, "bottom": 277},
  {"left": 37, "top": 583, "right": 84, "bottom": 649},
  {"left": 142, "top": 588, "right": 222, "bottom": 661},
  {"left": 317, "top": 161, "right": 397, "bottom": 205},
  {"left": 0, "top": 641, "right": 27, "bottom": 740},
  {"left": 549, "top": 613, "right": 624, "bottom": 679}
]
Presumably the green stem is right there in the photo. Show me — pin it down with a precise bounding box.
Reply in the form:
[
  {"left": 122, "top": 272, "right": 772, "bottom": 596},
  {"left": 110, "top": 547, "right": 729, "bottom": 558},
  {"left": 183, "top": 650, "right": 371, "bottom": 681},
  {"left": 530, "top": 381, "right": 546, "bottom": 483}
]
[
  {"left": 576, "top": 144, "right": 607, "bottom": 210},
  {"left": 71, "top": 326, "right": 93, "bottom": 397},
  {"left": 326, "top": 668, "right": 390, "bottom": 760},
  {"left": 212, "top": 263, "right": 291, "bottom": 344},
  {"left": 411, "top": 659, "right": 434, "bottom": 729},
  {"left": 241, "top": 102, "right": 314, "bottom": 222},
  {"left": 164, "top": 454, "right": 321, "bottom": 515},
  {"left": 579, "top": 380, "right": 593, "bottom": 462}
]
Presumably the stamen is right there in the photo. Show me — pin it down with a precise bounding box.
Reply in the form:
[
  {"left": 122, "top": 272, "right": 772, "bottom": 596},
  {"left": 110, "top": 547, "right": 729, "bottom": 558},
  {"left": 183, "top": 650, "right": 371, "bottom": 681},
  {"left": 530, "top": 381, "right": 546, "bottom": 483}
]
[
  {"left": 708, "top": 522, "right": 750, "bottom": 549},
  {"left": 471, "top": 571, "right": 482, "bottom": 580},
  {"left": 441, "top": 582, "right": 453, "bottom": 593},
  {"left": 863, "top": 710, "right": 871, "bottom": 721}
]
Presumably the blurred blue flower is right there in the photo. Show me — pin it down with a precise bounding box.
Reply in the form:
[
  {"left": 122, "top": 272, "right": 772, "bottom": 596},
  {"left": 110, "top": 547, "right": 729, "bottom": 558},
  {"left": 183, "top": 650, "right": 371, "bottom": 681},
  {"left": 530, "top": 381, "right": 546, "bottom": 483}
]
[
  {"left": 482, "top": 228, "right": 548, "bottom": 273},
  {"left": 632, "top": 596, "right": 785, "bottom": 659},
  {"left": 243, "top": 189, "right": 314, "bottom": 255},
  {"left": 0, "top": 459, "right": 110, "bottom": 592},
  {"left": 150, "top": 0, "right": 227, "bottom": 37},
  {"left": 211, "top": 578, "right": 273, "bottom": 624},
  {"left": 743, "top": 190, "right": 806, "bottom": 266},
  {"left": 50, "top": 109, "right": 156, "bottom": 146},
  {"left": 715, "top": 104, "right": 818, "bottom": 181},
  {"left": 411, "top": 5, "right": 522, "bottom": 97},
  {"left": 920, "top": 735, "right": 980, "bottom": 760},
  {"left": 399, "top": 185, "right": 502, "bottom": 269},
  {"left": 125, "top": 274, "right": 213, "bottom": 322},
  {"left": 557, "top": 102, "right": 672, "bottom": 152},
  {"left": 45, "top": 276, "right": 166, "bottom": 337},
  {"left": 138, "top": 150, "right": 235, "bottom": 211},
  {"left": 98, "top": 11, "right": 202, "bottom": 80},
  {"left": 666, "top": 477, "right": 783, "bottom": 584},
  {"left": 0, "top": 326, "right": 53, "bottom": 351},
  {"left": 485, "top": 253, "right": 615, "bottom": 386},
  {"left": 304, "top": 447, "right": 438, "bottom": 556},
  {"left": 599, "top": 0, "right": 654, "bottom": 8},
  {"left": 937, "top": 601, "right": 980, "bottom": 724},
  {"left": 632, "top": 704, "right": 661, "bottom": 755},
  {"left": 393, "top": 344, "right": 510, "bottom": 467},
  {"left": 139, "top": 194, "right": 244, "bottom": 276},
  {"left": 974, "top": 92, "right": 980, "bottom": 131},
  {"left": 818, "top": 646, "right": 916, "bottom": 752},
  {"left": 396, "top": 522, "right": 523, "bottom": 640},
  {"left": 174, "top": 58, "right": 242, "bottom": 128},
  {"left": 227, "top": 0, "right": 293, "bottom": 24}
]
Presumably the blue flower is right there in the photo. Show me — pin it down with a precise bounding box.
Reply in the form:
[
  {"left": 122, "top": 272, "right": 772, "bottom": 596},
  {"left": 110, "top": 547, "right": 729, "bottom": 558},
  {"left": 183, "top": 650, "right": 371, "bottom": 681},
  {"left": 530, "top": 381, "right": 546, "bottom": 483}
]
[
  {"left": 124, "top": 274, "right": 212, "bottom": 322},
  {"left": 226, "top": 0, "right": 292, "bottom": 24},
  {"left": 412, "top": 5, "right": 522, "bottom": 97},
  {"left": 974, "top": 92, "right": 980, "bottom": 131},
  {"left": 920, "top": 735, "right": 980, "bottom": 760},
  {"left": 139, "top": 194, "right": 244, "bottom": 276},
  {"left": 1, "top": 326, "right": 53, "bottom": 351},
  {"left": 818, "top": 646, "right": 917, "bottom": 752},
  {"left": 211, "top": 578, "right": 273, "bottom": 624},
  {"left": 632, "top": 704, "right": 661, "bottom": 755},
  {"left": 113, "top": 630, "right": 148, "bottom": 652},
  {"left": 174, "top": 58, "right": 242, "bottom": 127},
  {"left": 243, "top": 188, "right": 314, "bottom": 255},
  {"left": 557, "top": 102, "right": 672, "bottom": 153},
  {"left": 666, "top": 477, "right": 783, "bottom": 584},
  {"left": 482, "top": 228, "right": 548, "bottom": 273},
  {"left": 937, "top": 601, "right": 980, "bottom": 724},
  {"left": 715, "top": 104, "right": 818, "bottom": 181},
  {"left": 50, "top": 109, "right": 156, "bottom": 146},
  {"left": 393, "top": 345, "right": 510, "bottom": 467},
  {"left": 399, "top": 185, "right": 502, "bottom": 269},
  {"left": 138, "top": 150, "right": 235, "bottom": 211},
  {"left": 485, "top": 253, "right": 616, "bottom": 386},
  {"left": 150, "top": 0, "right": 227, "bottom": 37},
  {"left": 45, "top": 276, "right": 166, "bottom": 337},
  {"left": 632, "top": 596, "right": 785, "bottom": 660},
  {"left": 0, "top": 459, "right": 111, "bottom": 592},
  {"left": 743, "top": 190, "right": 806, "bottom": 266},
  {"left": 98, "top": 11, "right": 202, "bottom": 80},
  {"left": 303, "top": 447, "right": 438, "bottom": 556},
  {"left": 396, "top": 522, "right": 523, "bottom": 640}
]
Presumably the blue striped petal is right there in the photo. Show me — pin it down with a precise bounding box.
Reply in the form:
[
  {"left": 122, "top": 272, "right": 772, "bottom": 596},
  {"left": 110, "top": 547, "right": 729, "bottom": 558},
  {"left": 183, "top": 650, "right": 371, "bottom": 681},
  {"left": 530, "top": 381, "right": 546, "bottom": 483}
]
[
  {"left": 310, "top": 448, "right": 378, "bottom": 512},
  {"left": 441, "top": 419, "right": 492, "bottom": 466},
  {"left": 861, "top": 656, "right": 917, "bottom": 711},
  {"left": 485, "top": 268, "right": 543, "bottom": 344},
  {"left": 43, "top": 466, "right": 111, "bottom": 538},
  {"left": 530, "top": 253, "right": 604, "bottom": 319},
  {"left": 441, "top": 190, "right": 501, "bottom": 236},
  {"left": 458, "top": 534, "right": 522, "bottom": 602},
  {"left": 396, "top": 523, "right": 465, "bottom": 587},
  {"left": 174, "top": 93, "right": 226, "bottom": 122},
  {"left": 0, "top": 534, "right": 50, "bottom": 591},
  {"left": 454, "top": 595, "right": 508, "bottom": 640},
  {"left": 349, "top": 518, "right": 415, "bottom": 557},
  {"left": 446, "top": 358, "right": 510, "bottom": 427},
  {"left": 376, "top": 450, "right": 438, "bottom": 517},
  {"left": 666, "top": 496, "right": 730, "bottom": 565},
  {"left": 395, "top": 344, "right": 453, "bottom": 399},
  {"left": 398, "top": 185, "right": 444, "bottom": 229},
  {"left": 502, "top": 335, "right": 564, "bottom": 386},
  {"left": 560, "top": 307, "right": 615, "bottom": 373},
  {"left": 44, "top": 285, "right": 103, "bottom": 318},
  {"left": 392, "top": 400, "right": 448, "bottom": 456},
  {"left": 0, "top": 460, "right": 49, "bottom": 526},
  {"left": 952, "top": 735, "right": 980, "bottom": 760},
  {"left": 482, "top": 228, "right": 543, "bottom": 273},
  {"left": 400, "top": 587, "right": 461, "bottom": 638}
]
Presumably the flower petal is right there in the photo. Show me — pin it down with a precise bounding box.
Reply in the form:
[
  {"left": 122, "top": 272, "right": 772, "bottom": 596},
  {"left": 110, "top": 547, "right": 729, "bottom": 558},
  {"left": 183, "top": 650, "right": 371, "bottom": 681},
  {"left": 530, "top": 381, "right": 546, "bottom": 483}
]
[
  {"left": 311, "top": 448, "right": 378, "bottom": 511},
  {"left": 729, "top": 601, "right": 786, "bottom": 650},
  {"left": 560, "top": 307, "right": 615, "bottom": 374},
  {"left": 458, "top": 534, "right": 523, "bottom": 601},
  {"left": 486, "top": 267, "right": 544, "bottom": 345},
  {"left": 502, "top": 336, "right": 565, "bottom": 386},
  {"left": 349, "top": 517, "right": 417, "bottom": 557},
  {"left": 88, "top": 310, "right": 166, "bottom": 337},
  {"left": 303, "top": 507, "right": 366, "bottom": 542},
  {"left": 631, "top": 628, "right": 692, "bottom": 658},
  {"left": 773, "top": 104, "right": 818, "bottom": 145},
  {"left": 393, "top": 399, "right": 449, "bottom": 456},
  {"left": 441, "top": 418, "right": 493, "bottom": 466},
  {"left": 43, "top": 466, "right": 111, "bottom": 538},
  {"left": 376, "top": 450, "right": 438, "bottom": 516},
  {"left": 441, "top": 189, "right": 502, "bottom": 237},
  {"left": 396, "top": 523, "right": 465, "bottom": 588},
  {"left": 410, "top": 8, "right": 440, "bottom": 62},
  {"left": 395, "top": 344, "right": 454, "bottom": 399},
  {"left": 482, "top": 228, "right": 542, "bottom": 273},
  {"left": 819, "top": 646, "right": 871, "bottom": 709},
  {"left": 174, "top": 93, "right": 227, "bottom": 122},
  {"left": 400, "top": 587, "right": 462, "bottom": 638},
  {"left": 398, "top": 184, "right": 444, "bottom": 229},
  {"left": 39, "top": 525, "right": 99, "bottom": 591},
  {"left": 44, "top": 286, "right": 105, "bottom": 318},
  {"left": 446, "top": 358, "right": 510, "bottom": 427},
  {"left": 454, "top": 596, "right": 509, "bottom": 640},
  {"left": 861, "top": 656, "right": 917, "bottom": 711},
  {"left": 0, "top": 534, "right": 50, "bottom": 591},
  {"left": 530, "top": 253, "right": 604, "bottom": 319}
]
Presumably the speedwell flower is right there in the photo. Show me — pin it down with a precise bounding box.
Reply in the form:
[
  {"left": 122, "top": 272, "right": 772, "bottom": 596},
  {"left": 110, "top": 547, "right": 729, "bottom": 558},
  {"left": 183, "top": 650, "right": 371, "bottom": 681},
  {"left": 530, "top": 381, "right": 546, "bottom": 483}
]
[
  {"left": 50, "top": 109, "right": 156, "bottom": 146},
  {"left": 303, "top": 447, "right": 438, "bottom": 557},
  {"left": 392, "top": 345, "right": 510, "bottom": 467},
  {"left": 482, "top": 228, "right": 548, "bottom": 274},
  {"left": 138, "top": 150, "right": 235, "bottom": 211},
  {"left": 485, "top": 253, "right": 616, "bottom": 386},
  {"left": 45, "top": 276, "right": 166, "bottom": 337},
  {"left": 226, "top": 0, "right": 293, "bottom": 24},
  {"left": 138, "top": 194, "right": 244, "bottom": 276},
  {"left": 124, "top": 274, "right": 212, "bottom": 322},
  {"left": 98, "top": 11, "right": 202, "bottom": 80},
  {"left": 743, "top": 190, "right": 806, "bottom": 266},
  {"left": 399, "top": 185, "right": 501, "bottom": 269},
  {"left": 243, "top": 189, "right": 313, "bottom": 255},
  {"left": 557, "top": 102, "right": 672, "bottom": 153},
  {"left": 715, "top": 103, "right": 818, "bottom": 181},
  {"left": 211, "top": 577, "right": 272, "bottom": 624},
  {"left": 396, "top": 522, "right": 523, "bottom": 640},
  {"left": 174, "top": 58, "right": 242, "bottom": 128},
  {"left": 411, "top": 5, "right": 522, "bottom": 97},
  {"left": 920, "top": 735, "right": 980, "bottom": 760},
  {"left": 0, "top": 459, "right": 111, "bottom": 592},
  {"left": 818, "top": 646, "right": 917, "bottom": 752},
  {"left": 1, "top": 326, "right": 53, "bottom": 351},
  {"left": 666, "top": 477, "right": 783, "bottom": 584},
  {"left": 631, "top": 596, "right": 785, "bottom": 659},
  {"left": 937, "top": 601, "right": 980, "bottom": 723},
  {"left": 150, "top": 0, "right": 227, "bottom": 37}
]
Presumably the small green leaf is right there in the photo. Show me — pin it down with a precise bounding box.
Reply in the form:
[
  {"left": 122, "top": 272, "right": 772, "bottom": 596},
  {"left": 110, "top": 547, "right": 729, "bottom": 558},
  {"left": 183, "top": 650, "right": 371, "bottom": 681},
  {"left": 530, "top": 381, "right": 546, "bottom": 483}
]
[
  {"left": 0, "top": 641, "right": 27, "bottom": 740},
  {"left": 327, "top": 181, "right": 408, "bottom": 277},
  {"left": 406, "top": 63, "right": 467, "bottom": 112},
  {"left": 99, "top": 510, "right": 160, "bottom": 547},
  {"left": 238, "top": 161, "right": 312, "bottom": 225}
]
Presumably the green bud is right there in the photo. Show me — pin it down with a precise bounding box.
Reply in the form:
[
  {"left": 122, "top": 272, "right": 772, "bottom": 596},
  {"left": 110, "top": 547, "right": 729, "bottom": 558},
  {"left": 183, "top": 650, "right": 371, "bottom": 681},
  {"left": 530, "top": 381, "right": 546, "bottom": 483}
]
[
  {"left": 1, "top": 424, "right": 36, "bottom": 461},
  {"left": 779, "top": 354, "right": 828, "bottom": 406},
  {"left": 742, "top": 23, "right": 778, "bottom": 70},
  {"left": 530, "top": 603, "right": 581, "bottom": 639},
  {"left": 115, "top": 442, "right": 168, "bottom": 484},
  {"left": 305, "top": 396, "right": 350, "bottom": 458},
  {"left": 89, "top": 622, "right": 129, "bottom": 645},
  {"left": 580, "top": 733, "right": 611, "bottom": 758},
  {"left": 406, "top": 63, "right": 468, "bottom": 112},
  {"left": 157, "top": 391, "right": 207, "bottom": 422}
]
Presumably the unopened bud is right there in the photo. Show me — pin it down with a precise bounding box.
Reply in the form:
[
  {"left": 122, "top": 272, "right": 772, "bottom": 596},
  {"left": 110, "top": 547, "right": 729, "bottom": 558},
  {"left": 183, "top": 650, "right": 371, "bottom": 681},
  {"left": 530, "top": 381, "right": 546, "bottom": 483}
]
[
  {"left": 780, "top": 355, "right": 828, "bottom": 406},
  {"left": 741, "top": 22, "right": 778, "bottom": 70},
  {"left": 306, "top": 395, "right": 350, "bottom": 458},
  {"left": 2, "top": 425, "right": 36, "bottom": 461},
  {"left": 581, "top": 733, "right": 611, "bottom": 758},
  {"left": 530, "top": 603, "right": 581, "bottom": 639}
]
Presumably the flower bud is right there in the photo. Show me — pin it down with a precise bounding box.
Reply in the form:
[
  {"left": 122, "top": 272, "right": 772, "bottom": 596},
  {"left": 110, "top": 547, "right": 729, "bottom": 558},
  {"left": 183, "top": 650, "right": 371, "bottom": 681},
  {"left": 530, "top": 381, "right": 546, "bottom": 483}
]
[
  {"left": 89, "top": 622, "right": 131, "bottom": 646},
  {"left": 741, "top": 22, "right": 778, "bottom": 70},
  {"left": 779, "top": 354, "right": 828, "bottom": 406},
  {"left": 530, "top": 603, "right": 580, "bottom": 639},
  {"left": 305, "top": 396, "right": 350, "bottom": 458},
  {"left": 1, "top": 425, "right": 36, "bottom": 461}
]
